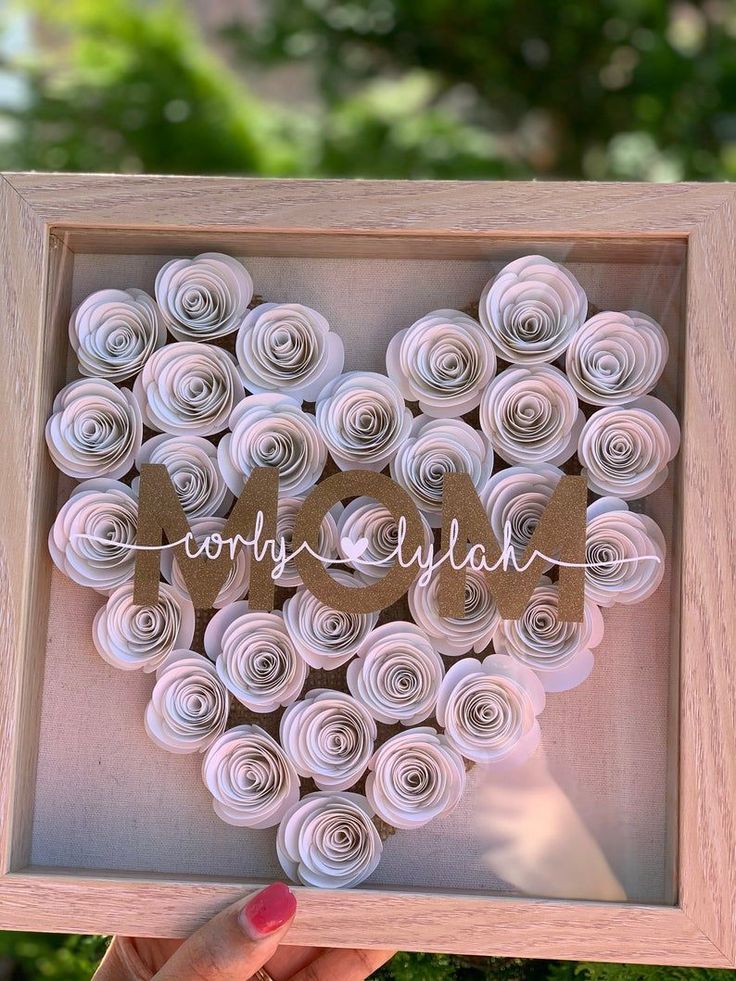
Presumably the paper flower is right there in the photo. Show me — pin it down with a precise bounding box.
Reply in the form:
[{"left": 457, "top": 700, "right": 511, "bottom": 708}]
[
  {"left": 584, "top": 497, "right": 666, "bottom": 607},
  {"left": 365, "top": 728, "right": 466, "bottom": 829},
  {"left": 202, "top": 724, "right": 300, "bottom": 829},
  {"left": 282, "top": 570, "right": 379, "bottom": 670},
  {"left": 69, "top": 287, "right": 166, "bottom": 382},
  {"left": 280, "top": 689, "right": 377, "bottom": 791},
  {"left": 236, "top": 302, "right": 344, "bottom": 401},
  {"left": 478, "top": 254, "right": 587, "bottom": 363},
  {"left": 49, "top": 478, "right": 138, "bottom": 594},
  {"left": 565, "top": 310, "right": 669, "bottom": 406},
  {"left": 346, "top": 621, "right": 444, "bottom": 726},
  {"left": 390, "top": 416, "right": 494, "bottom": 527},
  {"left": 578, "top": 396, "right": 680, "bottom": 499},
  {"left": 204, "top": 603, "right": 308, "bottom": 712},
  {"left": 276, "top": 791, "right": 382, "bottom": 888},
  {"left": 92, "top": 581, "right": 195, "bottom": 672},
  {"left": 385, "top": 309, "right": 496, "bottom": 417},
  {"left": 134, "top": 433, "right": 232, "bottom": 519},
  {"left": 45, "top": 379, "right": 142, "bottom": 480},
  {"left": 315, "top": 371, "right": 413, "bottom": 471},
  {"left": 217, "top": 393, "right": 326, "bottom": 496},
  {"left": 493, "top": 577, "right": 605, "bottom": 692},
  {"left": 155, "top": 252, "right": 253, "bottom": 341},
  {"left": 336, "top": 496, "right": 431, "bottom": 581},
  {"left": 160, "top": 516, "right": 249, "bottom": 609},
  {"left": 436, "top": 654, "right": 545, "bottom": 766},
  {"left": 479, "top": 364, "right": 583, "bottom": 466},
  {"left": 272, "top": 495, "right": 341, "bottom": 588},
  {"left": 480, "top": 464, "right": 564, "bottom": 563},
  {"left": 144, "top": 650, "right": 229, "bottom": 754},
  {"left": 133, "top": 341, "right": 244, "bottom": 437},
  {"left": 408, "top": 566, "right": 501, "bottom": 658}
]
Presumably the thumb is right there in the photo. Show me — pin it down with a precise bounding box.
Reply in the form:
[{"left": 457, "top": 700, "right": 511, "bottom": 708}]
[{"left": 154, "top": 882, "right": 297, "bottom": 981}]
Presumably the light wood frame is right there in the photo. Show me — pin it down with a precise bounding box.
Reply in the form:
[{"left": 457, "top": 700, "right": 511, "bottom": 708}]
[{"left": 0, "top": 173, "right": 734, "bottom": 966}]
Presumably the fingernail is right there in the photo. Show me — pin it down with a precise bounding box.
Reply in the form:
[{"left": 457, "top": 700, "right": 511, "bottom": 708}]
[{"left": 240, "top": 882, "right": 297, "bottom": 940}]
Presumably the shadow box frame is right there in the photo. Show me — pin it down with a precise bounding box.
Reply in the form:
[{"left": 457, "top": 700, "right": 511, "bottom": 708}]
[{"left": 0, "top": 173, "right": 734, "bottom": 967}]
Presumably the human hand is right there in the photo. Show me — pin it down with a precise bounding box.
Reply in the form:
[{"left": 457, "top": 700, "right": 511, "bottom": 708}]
[{"left": 93, "top": 882, "right": 394, "bottom": 980}]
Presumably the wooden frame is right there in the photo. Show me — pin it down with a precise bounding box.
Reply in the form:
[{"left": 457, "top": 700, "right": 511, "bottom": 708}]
[{"left": 1, "top": 173, "right": 734, "bottom": 966}]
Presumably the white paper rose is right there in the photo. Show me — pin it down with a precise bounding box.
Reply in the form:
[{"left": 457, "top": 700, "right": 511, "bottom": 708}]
[
  {"left": 493, "top": 577, "right": 605, "bottom": 692},
  {"left": 584, "top": 497, "right": 666, "bottom": 607},
  {"left": 273, "top": 495, "right": 341, "bottom": 588},
  {"left": 217, "top": 393, "right": 326, "bottom": 497},
  {"left": 236, "top": 302, "right": 344, "bottom": 401},
  {"left": 69, "top": 287, "right": 166, "bottom": 382},
  {"left": 390, "top": 415, "right": 494, "bottom": 527},
  {"left": 479, "top": 254, "right": 587, "bottom": 363},
  {"left": 160, "top": 516, "right": 249, "bottom": 609},
  {"left": 204, "top": 602, "right": 308, "bottom": 712},
  {"left": 565, "top": 310, "right": 669, "bottom": 406},
  {"left": 336, "top": 496, "right": 432, "bottom": 581},
  {"left": 134, "top": 434, "right": 232, "bottom": 519},
  {"left": 202, "top": 724, "right": 300, "bottom": 829},
  {"left": 408, "top": 566, "right": 501, "bottom": 658},
  {"left": 436, "top": 654, "right": 546, "bottom": 766},
  {"left": 45, "top": 379, "right": 143, "bottom": 480},
  {"left": 480, "top": 464, "right": 564, "bottom": 564},
  {"left": 155, "top": 252, "right": 253, "bottom": 341},
  {"left": 347, "top": 621, "right": 444, "bottom": 726},
  {"left": 277, "top": 791, "right": 382, "bottom": 888},
  {"left": 385, "top": 308, "right": 496, "bottom": 417},
  {"left": 578, "top": 396, "right": 680, "bottom": 499},
  {"left": 282, "top": 570, "right": 379, "bottom": 670},
  {"left": 92, "top": 581, "right": 195, "bottom": 672},
  {"left": 366, "top": 727, "right": 466, "bottom": 829},
  {"left": 144, "top": 650, "right": 229, "bottom": 754},
  {"left": 280, "top": 689, "right": 377, "bottom": 791},
  {"left": 133, "top": 341, "right": 244, "bottom": 437},
  {"left": 49, "top": 478, "right": 138, "bottom": 594},
  {"left": 480, "top": 364, "right": 583, "bottom": 466},
  {"left": 315, "top": 371, "right": 413, "bottom": 471}
]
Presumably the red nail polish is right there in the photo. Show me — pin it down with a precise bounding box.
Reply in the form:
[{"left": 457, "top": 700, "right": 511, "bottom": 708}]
[{"left": 241, "top": 882, "right": 297, "bottom": 939}]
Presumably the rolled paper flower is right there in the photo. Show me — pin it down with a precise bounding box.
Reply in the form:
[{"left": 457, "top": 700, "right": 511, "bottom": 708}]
[
  {"left": 92, "top": 581, "right": 195, "bottom": 672},
  {"left": 144, "top": 650, "right": 229, "bottom": 754},
  {"left": 478, "top": 254, "right": 587, "bottom": 364},
  {"left": 578, "top": 396, "right": 680, "bottom": 499},
  {"left": 385, "top": 309, "right": 496, "bottom": 417},
  {"left": 565, "top": 310, "right": 669, "bottom": 406},
  {"left": 315, "top": 370, "right": 413, "bottom": 471},
  {"left": 584, "top": 497, "right": 666, "bottom": 607},
  {"left": 436, "top": 654, "right": 546, "bottom": 766},
  {"left": 347, "top": 621, "right": 444, "bottom": 726},
  {"left": 236, "top": 302, "right": 345, "bottom": 401},
  {"left": 282, "top": 570, "right": 379, "bottom": 670},
  {"left": 280, "top": 689, "right": 377, "bottom": 791},
  {"left": 48, "top": 478, "right": 138, "bottom": 594},
  {"left": 217, "top": 393, "right": 326, "bottom": 497},
  {"left": 134, "top": 433, "right": 232, "bottom": 519},
  {"left": 204, "top": 603, "right": 308, "bottom": 712},
  {"left": 408, "top": 567, "right": 500, "bottom": 657},
  {"left": 272, "top": 495, "right": 341, "bottom": 588},
  {"left": 202, "top": 724, "right": 300, "bottom": 829},
  {"left": 480, "top": 464, "right": 564, "bottom": 564},
  {"left": 45, "top": 378, "right": 142, "bottom": 480},
  {"left": 365, "top": 727, "right": 466, "bottom": 829},
  {"left": 69, "top": 287, "right": 166, "bottom": 382},
  {"left": 479, "top": 364, "right": 584, "bottom": 466},
  {"left": 133, "top": 341, "right": 245, "bottom": 437},
  {"left": 277, "top": 791, "right": 382, "bottom": 888},
  {"left": 390, "top": 415, "right": 494, "bottom": 528},
  {"left": 493, "top": 576, "right": 604, "bottom": 692},
  {"left": 161, "top": 516, "right": 249, "bottom": 609},
  {"left": 336, "top": 496, "right": 432, "bottom": 581},
  {"left": 155, "top": 252, "right": 253, "bottom": 341}
]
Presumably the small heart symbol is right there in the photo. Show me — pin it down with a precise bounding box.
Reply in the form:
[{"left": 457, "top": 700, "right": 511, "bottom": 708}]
[{"left": 341, "top": 536, "right": 369, "bottom": 563}]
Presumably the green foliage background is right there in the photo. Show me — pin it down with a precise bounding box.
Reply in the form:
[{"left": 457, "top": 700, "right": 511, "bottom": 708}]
[{"left": 0, "top": 0, "right": 734, "bottom": 976}]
